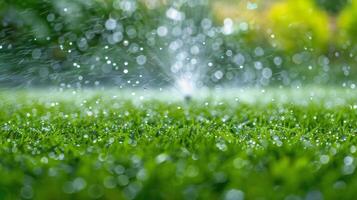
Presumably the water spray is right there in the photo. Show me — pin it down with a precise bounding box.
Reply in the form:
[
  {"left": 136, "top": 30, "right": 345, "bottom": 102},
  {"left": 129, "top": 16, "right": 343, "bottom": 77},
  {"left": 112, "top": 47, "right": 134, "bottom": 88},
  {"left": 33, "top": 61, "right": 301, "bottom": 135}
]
[{"left": 176, "top": 75, "right": 195, "bottom": 102}]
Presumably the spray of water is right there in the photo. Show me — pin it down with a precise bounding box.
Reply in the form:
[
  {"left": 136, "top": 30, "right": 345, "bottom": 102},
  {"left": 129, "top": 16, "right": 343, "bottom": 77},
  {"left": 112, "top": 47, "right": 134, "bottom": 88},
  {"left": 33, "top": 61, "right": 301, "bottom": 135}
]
[{"left": 1, "top": 0, "right": 348, "bottom": 98}]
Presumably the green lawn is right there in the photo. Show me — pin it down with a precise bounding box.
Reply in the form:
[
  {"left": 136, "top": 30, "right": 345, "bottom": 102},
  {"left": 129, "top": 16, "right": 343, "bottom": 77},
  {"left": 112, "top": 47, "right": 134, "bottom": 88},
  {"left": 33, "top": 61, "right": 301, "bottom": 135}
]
[{"left": 0, "top": 88, "right": 356, "bottom": 200}]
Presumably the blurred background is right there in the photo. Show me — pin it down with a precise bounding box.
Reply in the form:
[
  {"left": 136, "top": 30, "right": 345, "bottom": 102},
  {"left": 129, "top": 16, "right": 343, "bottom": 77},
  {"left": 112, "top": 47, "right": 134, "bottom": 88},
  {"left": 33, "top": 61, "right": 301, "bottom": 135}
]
[{"left": 0, "top": 0, "right": 356, "bottom": 89}]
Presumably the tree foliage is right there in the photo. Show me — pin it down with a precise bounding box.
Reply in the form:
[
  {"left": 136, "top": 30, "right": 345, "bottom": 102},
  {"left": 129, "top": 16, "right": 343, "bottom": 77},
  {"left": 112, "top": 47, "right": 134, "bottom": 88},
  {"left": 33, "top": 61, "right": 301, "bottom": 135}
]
[
  {"left": 267, "top": 0, "right": 329, "bottom": 53},
  {"left": 314, "top": 0, "right": 349, "bottom": 15}
]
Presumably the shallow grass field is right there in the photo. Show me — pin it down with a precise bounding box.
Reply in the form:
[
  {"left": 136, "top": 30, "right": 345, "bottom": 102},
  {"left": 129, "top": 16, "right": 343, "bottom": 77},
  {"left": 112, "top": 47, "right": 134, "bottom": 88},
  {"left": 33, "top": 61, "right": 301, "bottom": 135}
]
[{"left": 0, "top": 88, "right": 356, "bottom": 200}]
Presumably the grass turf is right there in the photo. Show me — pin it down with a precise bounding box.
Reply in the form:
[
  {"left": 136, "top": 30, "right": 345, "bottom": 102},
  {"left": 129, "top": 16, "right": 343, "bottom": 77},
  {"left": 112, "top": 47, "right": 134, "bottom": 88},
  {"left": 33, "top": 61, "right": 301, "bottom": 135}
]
[{"left": 0, "top": 88, "right": 356, "bottom": 200}]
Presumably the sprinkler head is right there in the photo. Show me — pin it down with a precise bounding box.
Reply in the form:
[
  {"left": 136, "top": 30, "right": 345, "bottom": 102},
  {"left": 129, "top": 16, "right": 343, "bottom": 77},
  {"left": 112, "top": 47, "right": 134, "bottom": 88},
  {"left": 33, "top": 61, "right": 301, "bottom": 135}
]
[
  {"left": 176, "top": 76, "right": 195, "bottom": 103},
  {"left": 184, "top": 94, "right": 192, "bottom": 102}
]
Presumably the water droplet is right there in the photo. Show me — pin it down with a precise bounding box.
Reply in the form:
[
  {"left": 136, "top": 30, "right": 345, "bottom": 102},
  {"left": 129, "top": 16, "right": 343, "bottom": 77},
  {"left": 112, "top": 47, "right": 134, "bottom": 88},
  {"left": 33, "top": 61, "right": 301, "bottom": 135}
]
[
  {"left": 214, "top": 71, "right": 224, "bottom": 80},
  {"left": 136, "top": 55, "right": 147, "bottom": 65},
  {"left": 157, "top": 26, "right": 168, "bottom": 37},
  {"left": 105, "top": 18, "right": 117, "bottom": 30},
  {"left": 224, "top": 189, "right": 244, "bottom": 200}
]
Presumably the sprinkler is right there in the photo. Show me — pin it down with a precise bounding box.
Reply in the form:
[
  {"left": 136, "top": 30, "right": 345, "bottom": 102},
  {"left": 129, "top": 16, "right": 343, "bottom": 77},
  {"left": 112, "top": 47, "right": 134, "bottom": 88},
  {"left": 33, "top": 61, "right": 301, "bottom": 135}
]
[
  {"left": 184, "top": 94, "right": 192, "bottom": 102},
  {"left": 176, "top": 76, "right": 195, "bottom": 103}
]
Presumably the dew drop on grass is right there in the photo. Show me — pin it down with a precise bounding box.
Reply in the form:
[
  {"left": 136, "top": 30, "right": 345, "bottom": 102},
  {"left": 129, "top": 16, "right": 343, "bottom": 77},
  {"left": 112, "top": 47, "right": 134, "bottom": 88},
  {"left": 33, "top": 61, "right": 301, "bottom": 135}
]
[
  {"left": 216, "top": 141, "right": 227, "bottom": 151},
  {"left": 157, "top": 26, "right": 168, "bottom": 37},
  {"left": 72, "top": 177, "right": 87, "bottom": 191},
  {"left": 103, "top": 176, "right": 116, "bottom": 189},
  {"left": 214, "top": 71, "right": 224, "bottom": 80},
  {"left": 40, "top": 157, "right": 48, "bottom": 164},
  {"left": 224, "top": 189, "right": 244, "bottom": 200},
  {"left": 20, "top": 185, "right": 34, "bottom": 199},
  {"left": 273, "top": 56, "right": 282, "bottom": 66},
  {"left": 344, "top": 156, "right": 353, "bottom": 166},
  {"left": 136, "top": 55, "right": 147, "bottom": 65},
  {"left": 105, "top": 18, "right": 117, "bottom": 30},
  {"left": 320, "top": 155, "right": 329, "bottom": 164},
  {"left": 118, "top": 175, "right": 129, "bottom": 186},
  {"left": 262, "top": 68, "right": 272, "bottom": 79}
]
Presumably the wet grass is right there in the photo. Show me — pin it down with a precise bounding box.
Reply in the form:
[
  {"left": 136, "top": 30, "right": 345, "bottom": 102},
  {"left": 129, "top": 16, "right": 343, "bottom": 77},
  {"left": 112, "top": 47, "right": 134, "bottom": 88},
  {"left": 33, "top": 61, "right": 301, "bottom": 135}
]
[{"left": 0, "top": 88, "right": 356, "bottom": 200}]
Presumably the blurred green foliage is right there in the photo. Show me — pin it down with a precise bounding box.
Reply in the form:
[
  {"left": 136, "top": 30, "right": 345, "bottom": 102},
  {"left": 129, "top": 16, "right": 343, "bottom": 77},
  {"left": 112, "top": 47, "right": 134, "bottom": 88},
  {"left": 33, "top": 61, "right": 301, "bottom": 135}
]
[
  {"left": 267, "top": 0, "right": 329, "bottom": 53},
  {"left": 338, "top": 0, "right": 357, "bottom": 45},
  {"left": 314, "top": 0, "right": 349, "bottom": 15}
]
